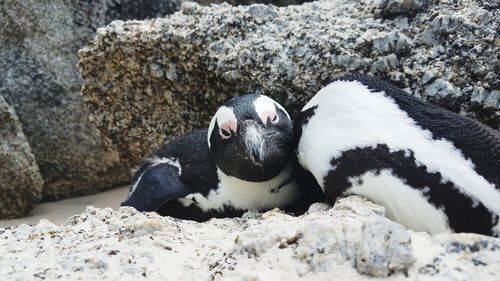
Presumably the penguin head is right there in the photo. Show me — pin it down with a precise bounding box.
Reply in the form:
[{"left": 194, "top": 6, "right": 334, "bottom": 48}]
[{"left": 208, "top": 94, "right": 293, "bottom": 182}]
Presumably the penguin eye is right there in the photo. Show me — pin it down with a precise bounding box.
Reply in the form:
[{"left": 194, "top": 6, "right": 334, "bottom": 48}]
[
  {"left": 219, "top": 128, "right": 232, "bottom": 139},
  {"left": 271, "top": 113, "right": 279, "bottom": 124},
  {"left": 218, "top": 120, "right": 237, "bottom": 140},
  {"left": 260, "top": 111, "right": 279, "bottom": 125}
]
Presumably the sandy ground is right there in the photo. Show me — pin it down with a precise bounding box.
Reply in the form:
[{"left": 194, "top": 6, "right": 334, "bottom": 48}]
[{"left": 0, "top": 185, "right": 129, "bottom": 228}]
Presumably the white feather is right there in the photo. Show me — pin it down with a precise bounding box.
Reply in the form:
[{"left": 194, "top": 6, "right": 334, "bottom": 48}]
[
  {"left": 129, "top": 173, "right": 144, "bottom": 196},
  {"left": 493, "top": 220, "right": 500, "bottom": 237},
  {"left": 146, "top": 156, "right": 182, "bottom": 175}
]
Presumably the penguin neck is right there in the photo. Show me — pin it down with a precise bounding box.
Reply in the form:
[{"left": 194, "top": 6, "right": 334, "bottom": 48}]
[
  {"left": 188, "top": 162, "right": 300, "bottom": 212},
  {"left": 217, "top": 162, "right": 295, "bottom": 192}
]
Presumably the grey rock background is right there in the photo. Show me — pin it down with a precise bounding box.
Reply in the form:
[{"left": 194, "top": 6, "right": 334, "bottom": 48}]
[
  {"left": 1, "top": 196, "right": 498, "bottom": 279},
  {"left": 0, "top": 0, "right": 184, "bottom": 201},
  {"left": 0, "top": 96, "right": 43, "bottom": 219},
  {"left": 79, "top": 0, "right": 500, "bottom": 165}
]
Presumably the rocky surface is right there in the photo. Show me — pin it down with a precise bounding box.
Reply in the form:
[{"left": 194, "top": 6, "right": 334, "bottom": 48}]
[
  {"left": 0, "top": 96, "right": 44, "bottom": 219},
  {"left": 0, "top": 196, "right": 498, "bottom": 280},
  {"left": 195, "top": 0, "right": 313, "bottom": 6},
  {"left": 0, "top": 0, "right": 186, "bottom": 200},
  {"left": 79, "top": 0, "right": 500, "bottom": 165}
]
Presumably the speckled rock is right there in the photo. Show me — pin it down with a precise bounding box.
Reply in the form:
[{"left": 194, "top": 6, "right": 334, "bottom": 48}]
[
  {"left": 79, "top": 0, "right": 500, "bottom": 165},
  {"left": 0, "top": 0, "right": 184, "bottom": 200},
  {"left": 1, "top": 196, "right": 499, "bottom": 280},
  {"left": 0, "top": 96, "right": 44, "bottom": 219},
  {"left": 195, "top": 0, "right": 313, "bottom": 6},
  {"left": 374, "top": 0, "right": 426, "bottom": 17}
]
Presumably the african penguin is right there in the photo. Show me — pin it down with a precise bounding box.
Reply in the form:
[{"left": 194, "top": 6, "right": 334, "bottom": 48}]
[
  {"left": 122, "top": 94, "right": 303, "bottom": 221},
  {"left": 294, "top": 74, "right": 500, "bottom": 236}
]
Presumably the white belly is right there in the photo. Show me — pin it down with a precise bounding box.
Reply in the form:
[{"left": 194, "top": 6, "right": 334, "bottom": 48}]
[{"left": 346, "top": 169, "right": 451, "bottom": 235}]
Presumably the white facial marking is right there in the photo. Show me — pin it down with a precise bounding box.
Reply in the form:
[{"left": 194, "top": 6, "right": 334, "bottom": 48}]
[
  {"left": 346, "top": 169, "right": 451, "bottom": 235},
  {"left": 208, "top": 106, "right": 237, "bottom": 147},
  {"left": 129, "top": 156, "right": 181, "bottom": 196},
  {"left": 297, "top": 80, "right": 500, "bottom": 215},
  {"left": 253, "top": 95, "right": 290, "bottom": 123},
  {"left": 177, "top": 162, "right": 300, "bottom": 212}
]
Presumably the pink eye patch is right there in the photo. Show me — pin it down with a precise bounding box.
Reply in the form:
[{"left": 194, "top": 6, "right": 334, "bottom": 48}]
[
  {"left": 219, "top": 120, "right": 237, "bottom": 139},
  {"left": 259, "top": 110, "right": 279, "bottom": 124}
]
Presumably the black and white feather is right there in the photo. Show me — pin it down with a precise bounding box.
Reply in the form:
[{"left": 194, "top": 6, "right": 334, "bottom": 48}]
[
  {"left": 122, "top": 94, "right": 302, "bottom": 221},
  {"left": 294, "top": 74, "right": 500, "bottom": 236}
]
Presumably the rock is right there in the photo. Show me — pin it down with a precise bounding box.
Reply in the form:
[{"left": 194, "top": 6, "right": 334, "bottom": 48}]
[
  {"left": 1, "top": 196, "right": 499, "bottom": 279},
  {"left": 470, "top": 87, "right": 500, "bottom": 109},
  {"left": 424, "top": 79, "right": 459, "bottom": 99},
  {"left": 354, "top": 217, "right": 415, "bottom": 277},
  {"left": 241, "top": 208, "right": 263, "bottom": 220},
  {"left": 79, "top": 0, "right": 500, "bottom": 165},
  {"left": 431, "top": 14, "right": 464, "bottom": 35},
  {"left": 372, "top": 31, "right": 413, "bottom": 55},
  {"left": 0, "top": 0, "right": 183, "bottom": 200},
  {"left": 0, "top": 96, "right": 44, "bottom": 219},
  {"left": 370, "top": 54, "right": 399, "bottom": 73},
  {"left": 306, "top": 202, "right": 331, "bottom": 214},
  {"left": 375, "top": 0, "right": 426, "bottom": 17},
  {"left": 195, "top": 0, "right": 313, "bottom": 6}
]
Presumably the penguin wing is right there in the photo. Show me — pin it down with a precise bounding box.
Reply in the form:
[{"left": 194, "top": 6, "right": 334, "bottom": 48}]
[{"left": 121, "top": 162, "right": 191, "bottom": 212}]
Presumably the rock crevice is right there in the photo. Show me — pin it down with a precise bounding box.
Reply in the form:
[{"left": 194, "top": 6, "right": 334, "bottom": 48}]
[{"left": 0, "top": 96, "right": 44, "bottom": 219}]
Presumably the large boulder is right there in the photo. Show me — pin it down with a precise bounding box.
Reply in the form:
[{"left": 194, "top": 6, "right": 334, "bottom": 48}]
[
  {"left": 0, "top": 96, "right": 44, "bottom": 219},
  {"left": 0, "top": 0, "right": 184, "bottom": 200},
  {"left": 1, "top": 196, "right": 498, "bottom": 279},
  {"left": 79, "top": 0, "right": 500, "bottom": 165}
]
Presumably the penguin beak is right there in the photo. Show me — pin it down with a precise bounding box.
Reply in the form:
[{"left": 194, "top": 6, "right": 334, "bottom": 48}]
[{"left": 243, "top": 122, "right": 265, "bottom": 165}]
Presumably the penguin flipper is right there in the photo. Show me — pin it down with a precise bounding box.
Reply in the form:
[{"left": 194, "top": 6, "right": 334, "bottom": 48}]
[{"left": 121, "top": 163, "right": 190, "bottom": 212}]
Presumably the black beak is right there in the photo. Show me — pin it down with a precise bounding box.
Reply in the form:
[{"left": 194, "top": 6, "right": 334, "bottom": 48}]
[{"left": 250, "top": 144, "right": 264, "bottom": 164}]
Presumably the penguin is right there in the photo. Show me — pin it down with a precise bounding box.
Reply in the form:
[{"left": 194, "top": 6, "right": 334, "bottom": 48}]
[
  {"left": 122, "top": 94, "right": 303, "bottom": 221},
  {"left": 294, "top": 73, "right": 500, "bottom": 236}
]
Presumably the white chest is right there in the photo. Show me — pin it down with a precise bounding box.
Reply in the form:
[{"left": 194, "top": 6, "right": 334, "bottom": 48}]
[{"left": 177, "top": 163, "right": 300, "bottom": 212}]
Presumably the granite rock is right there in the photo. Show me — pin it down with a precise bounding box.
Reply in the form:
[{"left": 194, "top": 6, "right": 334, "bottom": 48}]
[
  {"left": 0, "top": 96, "right": 44, "bottom": 219},
  {"left": 1, "top": 196, "right": 498, "bottom": 280},
  {"left": 0, "top": 0, "right": 184, "bottom": 200},
  {"left": 79, "top": 0, "right": 500, "bottom": 165}
]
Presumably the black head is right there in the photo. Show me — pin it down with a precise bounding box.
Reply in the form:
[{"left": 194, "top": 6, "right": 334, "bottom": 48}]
[{"left": 208, "top": 94, "right": 293, "bottom": 182}]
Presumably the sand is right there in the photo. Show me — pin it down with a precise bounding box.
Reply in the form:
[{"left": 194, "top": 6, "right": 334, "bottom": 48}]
[{"left": 0, "top": 186, "right": 129, "bottom": 228}]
